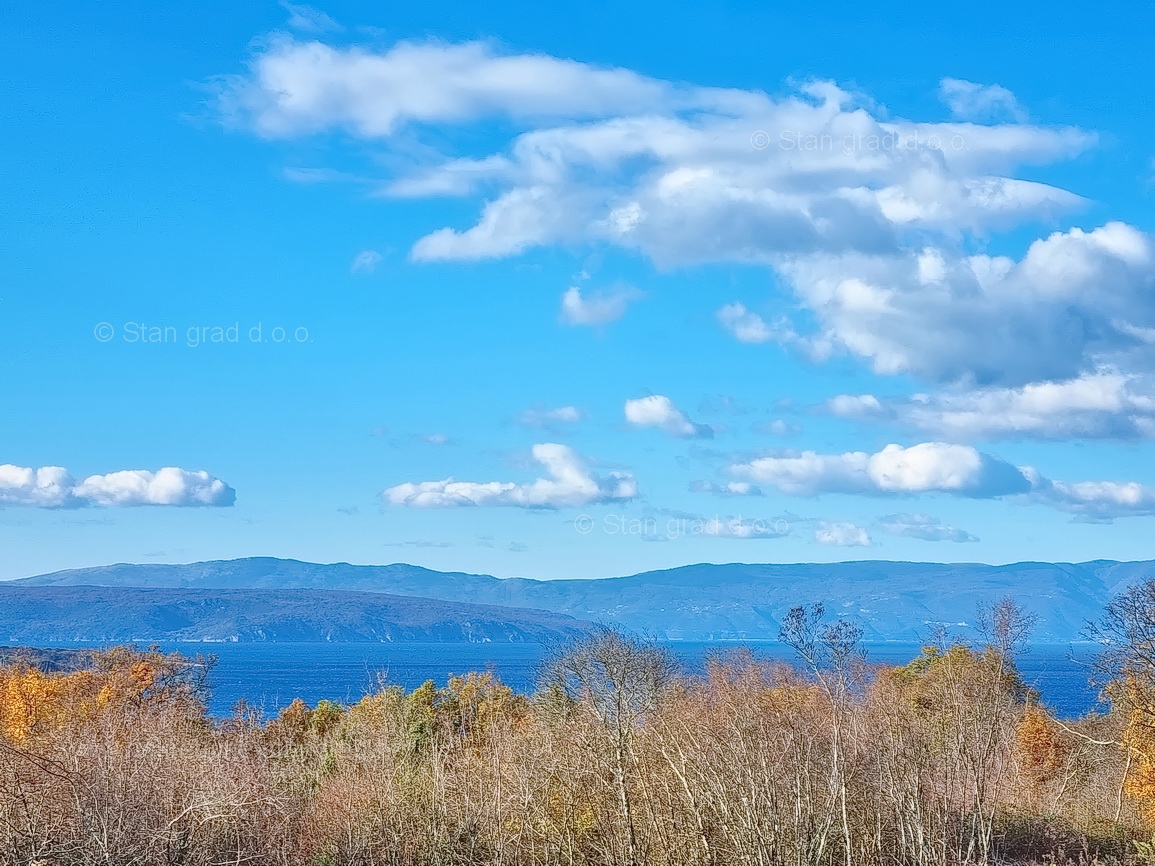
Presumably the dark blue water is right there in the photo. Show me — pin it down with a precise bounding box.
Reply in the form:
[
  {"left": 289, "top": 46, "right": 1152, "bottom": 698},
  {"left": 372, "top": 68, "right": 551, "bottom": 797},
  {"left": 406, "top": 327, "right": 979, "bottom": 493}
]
[{"left": 40, "top": 641, "right": 1106, "bottom": 720}]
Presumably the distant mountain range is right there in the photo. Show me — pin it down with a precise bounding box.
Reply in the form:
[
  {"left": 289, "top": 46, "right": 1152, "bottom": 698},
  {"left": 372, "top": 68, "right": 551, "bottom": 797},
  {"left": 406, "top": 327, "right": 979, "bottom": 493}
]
[
  {"left": 12, "top": 557, "right": 1155, "bottom": 643},
  {"left": 0, "top": 585, "right": 593, "bottom": 643}
]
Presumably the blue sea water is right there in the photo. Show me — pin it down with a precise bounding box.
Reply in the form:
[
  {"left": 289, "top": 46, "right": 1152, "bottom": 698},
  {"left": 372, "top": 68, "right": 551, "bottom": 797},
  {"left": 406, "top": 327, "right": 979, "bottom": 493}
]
[{"left": 41, "top": 641, "right": 1106, "bottom": 720}]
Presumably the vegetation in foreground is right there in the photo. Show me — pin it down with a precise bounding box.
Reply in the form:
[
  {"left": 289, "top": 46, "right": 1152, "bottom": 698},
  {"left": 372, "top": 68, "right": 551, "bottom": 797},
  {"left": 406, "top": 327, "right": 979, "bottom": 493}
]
[{"left": 7, "top": 589, "right": 1155, "bottom": 865}]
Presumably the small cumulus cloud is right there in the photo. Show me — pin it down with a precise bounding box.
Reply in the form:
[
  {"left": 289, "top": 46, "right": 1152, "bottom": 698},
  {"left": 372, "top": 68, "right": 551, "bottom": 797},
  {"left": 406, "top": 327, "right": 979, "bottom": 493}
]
[
  {"left": 560, "top": 285, "right": 642, "bottom": 326},
  {"left": 814, "top": 521, "right": 871, "bottom": 547},
  {"left": 716, "top": 303, "right": 774, "bottom": 344},
  {"left": 624, "top": 395, "right": 713, "bottom": 439},
  {"left": 827, "top": 394, "right": 885, "bottom": 419}
]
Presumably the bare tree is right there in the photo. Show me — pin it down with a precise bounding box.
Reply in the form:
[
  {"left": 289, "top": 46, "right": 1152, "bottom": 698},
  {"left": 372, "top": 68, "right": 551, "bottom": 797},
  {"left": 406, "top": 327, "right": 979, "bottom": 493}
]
[
  {"left": 1088, "top": 579, "right": 1155, "bottom": 708},
  {"left": 780, "top": 604, "right": 865, "bottom": 866},
  {"left": 543, "top": 629, "right": 679, "bottom": 866},
  {"left": 1087, "top": 579, "right": 1155, "bottom": 821}
]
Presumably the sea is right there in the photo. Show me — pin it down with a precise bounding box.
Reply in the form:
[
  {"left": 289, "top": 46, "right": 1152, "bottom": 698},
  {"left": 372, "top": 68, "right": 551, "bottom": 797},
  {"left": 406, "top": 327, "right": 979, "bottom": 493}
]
[{"left": 39, "top": 641, "right": 1107, "bottom": 721}]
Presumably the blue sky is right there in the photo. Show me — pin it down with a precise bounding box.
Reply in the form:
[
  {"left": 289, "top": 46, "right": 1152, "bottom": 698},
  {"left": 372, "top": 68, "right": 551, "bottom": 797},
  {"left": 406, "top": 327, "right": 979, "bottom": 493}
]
[{"left": 2, "top": 0, "right": 1154, "bottom": 580}]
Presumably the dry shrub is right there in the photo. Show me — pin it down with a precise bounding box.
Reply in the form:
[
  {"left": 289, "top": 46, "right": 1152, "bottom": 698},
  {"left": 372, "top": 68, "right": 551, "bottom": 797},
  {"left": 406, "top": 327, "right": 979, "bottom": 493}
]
[{"left": 0, "top": 630, "right": 1148, "bottom": 866}]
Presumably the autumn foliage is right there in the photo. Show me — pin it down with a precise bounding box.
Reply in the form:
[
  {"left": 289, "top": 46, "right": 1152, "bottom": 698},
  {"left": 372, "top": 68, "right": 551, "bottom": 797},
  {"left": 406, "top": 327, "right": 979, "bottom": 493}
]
[{"left": 0, "top": 611, "right": 1152, "bottom": 865}]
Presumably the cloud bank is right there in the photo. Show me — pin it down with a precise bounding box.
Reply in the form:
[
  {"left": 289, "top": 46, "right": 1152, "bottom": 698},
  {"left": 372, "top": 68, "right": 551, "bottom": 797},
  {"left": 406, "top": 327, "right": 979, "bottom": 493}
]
[{"left": 216, "top": 37, "right": 1148, "bottom": 396}]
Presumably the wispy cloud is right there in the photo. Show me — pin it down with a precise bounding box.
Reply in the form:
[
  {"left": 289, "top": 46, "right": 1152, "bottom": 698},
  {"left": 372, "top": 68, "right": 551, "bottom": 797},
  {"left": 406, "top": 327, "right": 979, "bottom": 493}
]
[
  {"left": 518, "top": 405, "right": 585, "bottom": 428},
  {"left": 939, "top": 78, "right": 1025, "bottom": 122},
  {"left": 383, "top": 443, "right": 637, "bottom": 508},
  {"left": 350, "top": 249, "right": 383, "bottom": 273},
  {"left": 279, "top": 1, "right": 342, "bottom": 34},
  {"left": 878, "top": 513, "right": 978, "bottom": 542}
]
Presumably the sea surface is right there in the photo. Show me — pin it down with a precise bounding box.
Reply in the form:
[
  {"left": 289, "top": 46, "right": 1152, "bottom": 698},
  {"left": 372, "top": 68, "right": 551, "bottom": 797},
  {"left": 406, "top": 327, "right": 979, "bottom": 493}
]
[{"left": 40, "top": 641, "right": 1106, "bottom": 720}]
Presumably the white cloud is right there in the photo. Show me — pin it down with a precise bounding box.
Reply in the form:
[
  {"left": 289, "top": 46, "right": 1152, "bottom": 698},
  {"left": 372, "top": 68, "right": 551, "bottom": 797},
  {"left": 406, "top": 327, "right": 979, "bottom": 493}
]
[
  {"left": 218, "top": 38, "right": 1093, "bottom": 256},
  {"left": 218, "top": 38, "right": 680, "bottom": 138},
  {"left": 279, "top": 2, "right": 342, "bottom": 33},
  {"left": 732, "top": 442, "right": 1031, "bottom": 498},
  {"left": 869, "top": 443, "right": 1026, "bottom": 494},
  {"left": 730, "top": 442, "right": 1155, "bottom": 520},
  {"left": 0, "top": 465, "right": 235, "bottom": 508},
  {"left": 778, "top": 223, "right": 1155, "bottom": 387},
  {"left": 350, "top": 249, "right": 383, "bottom": 273},
  {"left": 220, "top": 36, "right": 1155, "bottom": 391},
  {"left": 383, "top": 443, "right": 636, "bottom": 508},
  {"left": 73, "top": 469, "right": 236, "bottom": 507},
  {"left": 828, "top": 371, "right": 1155, "bottom": 441},
  {"left": 389, "top": 107, "right": 1090, "bottom": 268},
  {"left": 518, "top": 405, "right": 585, "bottom": 427},
  {"left": 1026, "top": 474, "right": 1155, "bottom": 521},
  {"left": 733, "top": 450, "right": 872, "bottom": 496},
  {"left": 717, "top": 303, "right": 774, "bottom": 343},
  {"left": 624, "top": 395, "right": 713, "bottom": 438},
  {"left": 815, "top": 521, "right": 871, "bottom": 547},
  {"left": 939, "top": 78, "right": 1024, "bottom": 122},
  {"left": 878, "top": 512, "right": 979, "bottom": 542},
  {"left": 827, "top": 394, "right": 885, "bottom": 419},
  {"left": 0, "top": 465, "right": 75, "bottom": 507},
  {"left": 560, "top": 285, "right": 641, "bottom": 326}
]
